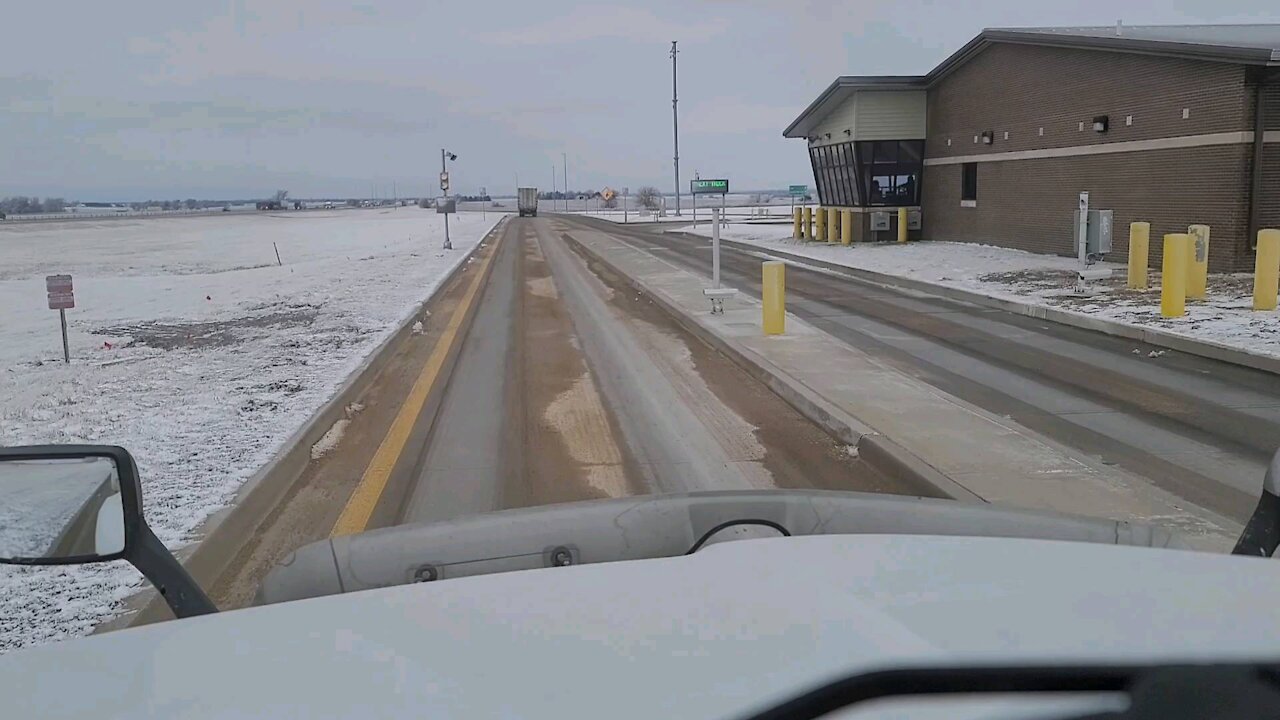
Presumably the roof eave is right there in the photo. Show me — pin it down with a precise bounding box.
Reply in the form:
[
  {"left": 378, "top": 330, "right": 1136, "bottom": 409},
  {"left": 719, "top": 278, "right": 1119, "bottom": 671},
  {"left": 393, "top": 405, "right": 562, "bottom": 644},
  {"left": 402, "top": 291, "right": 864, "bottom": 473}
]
[{"left": 782, "top": 76, "right": 926, "bottom": 139}]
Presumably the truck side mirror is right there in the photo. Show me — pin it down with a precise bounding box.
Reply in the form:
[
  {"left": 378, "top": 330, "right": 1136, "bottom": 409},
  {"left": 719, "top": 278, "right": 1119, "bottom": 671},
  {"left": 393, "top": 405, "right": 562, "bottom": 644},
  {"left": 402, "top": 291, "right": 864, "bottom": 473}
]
[{"left": 0, "top": 445, "right": 217, "bottom": 618}]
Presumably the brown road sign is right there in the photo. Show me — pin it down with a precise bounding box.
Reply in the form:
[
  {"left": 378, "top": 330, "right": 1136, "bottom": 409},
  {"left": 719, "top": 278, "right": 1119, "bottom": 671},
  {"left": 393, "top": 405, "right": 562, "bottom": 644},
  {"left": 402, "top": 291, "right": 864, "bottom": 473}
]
[
  {"left": 46, "top": 274, "right": 75, "bottom": 310},
  {"left": 48, "top": 292, "right": 75, "bottom": 310},
  {"left": 46, "top": 274, "right": 73, "bottom": 293}
]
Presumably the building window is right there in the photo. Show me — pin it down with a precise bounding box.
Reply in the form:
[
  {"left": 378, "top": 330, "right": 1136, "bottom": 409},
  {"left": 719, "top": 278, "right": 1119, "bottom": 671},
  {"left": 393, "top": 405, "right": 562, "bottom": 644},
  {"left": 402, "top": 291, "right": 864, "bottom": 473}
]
[
  {"left": 961, "top": 162, "right": 978, "bottom": 202},
  {"left": 808, "top": 139, "right": 922, "bottom": 207},
  {"left": 808, "top": 141, "right": 860, "bottom": 207}
]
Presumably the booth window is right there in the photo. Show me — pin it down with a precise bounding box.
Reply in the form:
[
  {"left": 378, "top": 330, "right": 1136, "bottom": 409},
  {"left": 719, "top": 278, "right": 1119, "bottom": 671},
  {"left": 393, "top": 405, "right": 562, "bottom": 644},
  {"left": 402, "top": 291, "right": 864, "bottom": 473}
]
[
  {"left": 808, "top": 142, "right": 860, "bottom": 207},
  {"left": 808, "top": 139, "right": 923, "bottom": 208}
]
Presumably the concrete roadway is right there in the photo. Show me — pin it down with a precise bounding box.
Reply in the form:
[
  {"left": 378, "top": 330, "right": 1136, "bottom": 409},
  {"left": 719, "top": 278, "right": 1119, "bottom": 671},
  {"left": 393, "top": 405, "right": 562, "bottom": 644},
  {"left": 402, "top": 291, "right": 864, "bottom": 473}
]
[
  {"left": 395, "top": 217, "right": 913, "bottom": 526},
  {"left": 558, "top": 215, "right": 1280, "bottom": 526}
]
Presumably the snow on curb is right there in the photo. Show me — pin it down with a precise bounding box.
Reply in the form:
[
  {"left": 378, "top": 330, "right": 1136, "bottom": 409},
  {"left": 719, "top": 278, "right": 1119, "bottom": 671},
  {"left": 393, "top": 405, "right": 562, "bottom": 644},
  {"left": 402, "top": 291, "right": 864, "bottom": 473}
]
[
  {"left": 685, "top": 224, "right": 1280, "bottom": 365},
  {"left": 0, "top": 208, "right": 498, "bottom": 652}
]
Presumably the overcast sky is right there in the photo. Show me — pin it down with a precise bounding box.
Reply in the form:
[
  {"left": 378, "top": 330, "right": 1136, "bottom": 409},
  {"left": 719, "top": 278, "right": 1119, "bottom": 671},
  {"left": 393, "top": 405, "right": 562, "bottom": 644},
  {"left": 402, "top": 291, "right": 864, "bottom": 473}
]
[{"left": 2, "top": 1, "right": 1276, "bottom": 200}]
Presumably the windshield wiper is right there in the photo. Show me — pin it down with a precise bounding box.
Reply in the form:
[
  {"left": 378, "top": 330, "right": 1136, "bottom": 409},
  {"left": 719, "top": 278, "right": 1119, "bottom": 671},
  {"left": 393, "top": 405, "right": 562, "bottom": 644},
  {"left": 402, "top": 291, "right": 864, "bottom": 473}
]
[{"left": 740, "top": 662, "right": 1280, "bottom": 720}]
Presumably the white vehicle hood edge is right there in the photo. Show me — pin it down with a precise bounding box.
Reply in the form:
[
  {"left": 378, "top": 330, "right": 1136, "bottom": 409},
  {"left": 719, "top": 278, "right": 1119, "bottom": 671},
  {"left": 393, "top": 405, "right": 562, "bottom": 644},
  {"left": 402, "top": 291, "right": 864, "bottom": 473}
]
[{"left": 4, "top": 534, "right": 1279, "bottom": 719}]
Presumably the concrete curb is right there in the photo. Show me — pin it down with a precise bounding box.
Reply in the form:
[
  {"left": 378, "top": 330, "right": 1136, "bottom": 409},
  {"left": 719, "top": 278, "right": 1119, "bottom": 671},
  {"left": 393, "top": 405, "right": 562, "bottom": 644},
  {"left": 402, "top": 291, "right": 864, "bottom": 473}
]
[
  {"left": 565, "top": 232, "right": 978, "bottom": 502},
  {"left": 714, "top": 237, "right": 1280, "bottom": 377},
  {"left": 103, "top": 219, "right": 508, "bottom": 630}
]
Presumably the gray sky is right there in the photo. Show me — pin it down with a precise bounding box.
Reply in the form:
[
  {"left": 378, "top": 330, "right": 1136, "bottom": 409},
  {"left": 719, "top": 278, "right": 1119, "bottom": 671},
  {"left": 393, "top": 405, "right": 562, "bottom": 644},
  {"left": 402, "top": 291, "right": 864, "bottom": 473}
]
[{"left": 2, "top": 0, "right": 1276, "bottom": 200}]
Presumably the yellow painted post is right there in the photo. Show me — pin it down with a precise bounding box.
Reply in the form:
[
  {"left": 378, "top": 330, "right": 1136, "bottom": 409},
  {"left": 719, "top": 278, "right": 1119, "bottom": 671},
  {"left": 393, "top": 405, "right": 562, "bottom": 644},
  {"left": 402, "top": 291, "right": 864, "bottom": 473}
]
[
  {"left": 1186, "top": 224, "right": 1210, "bottom": 300},
  {"left": 841, "top": 209, "right": 853, "bottom": 245},
  {"left": 792, "top": 208, "right": 802, "bottom": 240},
  {"left": 815, "top": 206, "right": 827, "bottom": 242},
  {"left": 1127, "top": 222, "right": 1150, "bottom": 290},
  {"left": 827, "top": 208, "right": 839, "bottom": 243},
  {"left": 1161, "top": 233, "right": 1189, "bottom": 318},
  {"left": 897, "top": 207, "right": 908, "bottom": 243},
  {"left": 802, "top": 206, "right": 813, "bottom": 240},
  {"left": 762, "top": 261, "right": 785, "bottom": 335},
  {"left": 1255, "top": 229, "right": 1280, "bottom": 311}
]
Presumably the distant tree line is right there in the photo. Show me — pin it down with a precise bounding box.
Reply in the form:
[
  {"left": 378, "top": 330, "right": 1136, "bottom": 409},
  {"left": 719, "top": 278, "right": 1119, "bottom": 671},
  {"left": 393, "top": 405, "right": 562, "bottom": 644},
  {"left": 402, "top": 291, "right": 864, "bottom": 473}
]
[
  {"left": 538, "top": 190, "right": 601, "bottom": 200},
  {"left": 1, "top": 197, "right": 66, "bottom": 214},
  {"left": 127, "top": 199, "right": 223, "bottom": 211}
]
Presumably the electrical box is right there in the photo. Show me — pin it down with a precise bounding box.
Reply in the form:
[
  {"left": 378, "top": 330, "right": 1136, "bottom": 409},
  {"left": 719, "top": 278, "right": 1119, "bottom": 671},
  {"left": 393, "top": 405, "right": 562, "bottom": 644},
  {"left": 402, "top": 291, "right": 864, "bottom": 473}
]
[
  {"left": 436, "top": 198, "right": 457, "bottom": 214},
  {"left": 1073, "top": 209, "right": 1112, "bottom": 255},
  {"left": 870, "top": 212, "right": 890, "bottom": 231},
  {"left": 907, "top": 209, "right": 922, "bottom": 231}
]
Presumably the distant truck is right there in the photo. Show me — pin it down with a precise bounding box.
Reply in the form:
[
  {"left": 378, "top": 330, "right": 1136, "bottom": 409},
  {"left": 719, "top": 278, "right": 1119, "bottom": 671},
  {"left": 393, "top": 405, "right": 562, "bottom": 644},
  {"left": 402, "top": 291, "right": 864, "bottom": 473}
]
[{"left": 517, "top": 187, "right": 538, "bottom": 217}]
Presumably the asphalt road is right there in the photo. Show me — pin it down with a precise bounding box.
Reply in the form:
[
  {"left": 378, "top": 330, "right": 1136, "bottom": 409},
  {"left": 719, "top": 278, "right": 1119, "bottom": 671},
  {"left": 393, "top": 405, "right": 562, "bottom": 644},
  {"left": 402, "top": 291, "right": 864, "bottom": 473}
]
[
  {"left": 562, "top": 215, "right": 1280, "bottom": 525},
  {"left": 394, "top": 217, "right": 914, "bottom": 526}
]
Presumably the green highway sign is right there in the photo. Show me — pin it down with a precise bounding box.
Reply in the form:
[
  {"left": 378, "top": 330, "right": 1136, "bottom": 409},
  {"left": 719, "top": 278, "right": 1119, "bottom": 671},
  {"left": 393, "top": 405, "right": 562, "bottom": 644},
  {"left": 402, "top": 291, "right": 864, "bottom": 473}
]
[
  {"left": 789, "top": 184, "right": 808, "bottom": 197},
  {"left": 691, "top": 179, "right": 729, "bottom": 195}
]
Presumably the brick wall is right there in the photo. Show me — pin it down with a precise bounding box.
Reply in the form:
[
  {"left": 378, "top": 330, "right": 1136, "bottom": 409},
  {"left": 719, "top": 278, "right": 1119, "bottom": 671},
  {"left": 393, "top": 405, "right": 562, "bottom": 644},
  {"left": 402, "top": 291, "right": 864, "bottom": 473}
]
[
  {"left": 926, "top": 43, "right": 1252, "bottom": 160},
  {"left": 921, "top": 42, "right": 1259, "bottom": 271},
  {"left": 922, "top": 145, "right": 1253, "bottom": 272}
]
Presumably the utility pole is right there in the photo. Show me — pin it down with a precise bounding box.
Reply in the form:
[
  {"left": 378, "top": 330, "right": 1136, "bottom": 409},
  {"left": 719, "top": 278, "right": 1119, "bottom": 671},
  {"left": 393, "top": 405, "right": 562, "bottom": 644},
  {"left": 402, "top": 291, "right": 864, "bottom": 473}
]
[
  {"left": 562, "top": 153, "right": 568, "bottom": 213},
  {"left": 671, "top": 40, "right": 681, "bottom": 216}
]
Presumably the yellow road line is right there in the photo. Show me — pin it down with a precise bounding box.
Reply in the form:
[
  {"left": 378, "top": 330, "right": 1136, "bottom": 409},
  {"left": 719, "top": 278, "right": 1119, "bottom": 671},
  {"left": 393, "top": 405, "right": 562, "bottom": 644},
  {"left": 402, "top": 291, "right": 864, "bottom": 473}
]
[{"left": 330, "top": 230, "right": 504, "bottom": 536}]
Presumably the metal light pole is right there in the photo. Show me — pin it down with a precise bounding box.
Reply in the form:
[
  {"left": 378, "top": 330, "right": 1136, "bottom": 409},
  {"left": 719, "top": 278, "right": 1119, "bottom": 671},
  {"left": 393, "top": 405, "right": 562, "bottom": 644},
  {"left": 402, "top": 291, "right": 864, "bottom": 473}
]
[
  {"left": 552, "top": 165, "right": 556, "bottom": 212},
  {"left": 562, "top": 153, "right": 568, "bottom": 213},
  {"left": 670, "top": 40, "right": 681, "bottom": 216},
  {"left": 624, "top": 186, "right": 629, "bottom": 223}
]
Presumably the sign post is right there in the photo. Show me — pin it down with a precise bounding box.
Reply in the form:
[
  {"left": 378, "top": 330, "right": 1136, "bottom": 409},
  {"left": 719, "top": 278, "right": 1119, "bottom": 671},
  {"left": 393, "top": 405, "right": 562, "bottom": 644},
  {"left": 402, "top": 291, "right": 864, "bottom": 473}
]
[
  {"left": 711, "top": 208, "right": 721, "bottom": 288},
  {"left": 789, "top": 184, "right": 808, "bottom": 218},
  {"left": 701, "top": 207, "right": 736, "bottom": 314},
  {"left": 46, "top": 274, "right": 74, "bottom": 363},
  {"left": 439, "top": 164, "right": 452, "bottom": 251}
]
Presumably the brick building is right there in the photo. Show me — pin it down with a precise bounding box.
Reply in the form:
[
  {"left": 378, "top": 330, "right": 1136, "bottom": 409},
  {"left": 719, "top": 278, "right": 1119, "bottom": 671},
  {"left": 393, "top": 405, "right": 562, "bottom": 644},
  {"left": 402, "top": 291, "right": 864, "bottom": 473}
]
[{"left": 783, "top": 25, "right": 1280, "bottom": 271}]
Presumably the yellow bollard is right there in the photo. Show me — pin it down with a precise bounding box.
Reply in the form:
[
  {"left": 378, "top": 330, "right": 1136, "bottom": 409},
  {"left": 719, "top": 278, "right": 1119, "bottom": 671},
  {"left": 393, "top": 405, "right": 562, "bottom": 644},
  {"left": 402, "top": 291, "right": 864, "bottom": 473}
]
[
  {"left": 762, "top": 261, "right": 785, "bottom": 335},
  {"left": 897, "top": 208, "right": 908, "bottom": 243},
  {"left": 841, "top": 209, "right": 853, "bottom": 245},
  {"left": 1185, "top": 224, "right": 1210, "bottom": 300},
  {"left": 1256, "top": 229, "right": 1280, "bottom": 311},
  {"left": 792, "top": 208, "right": 802, "bottom": 240},
  {"left": 1127, "top": 222, "right": 1150, "bottom": 290},
  {"left": 827, "top": 208, "right": 839, "bottom": 243},
  {"left": 815, "top": 206, "right": 827, "bottom": 243},
  {"left": 802, "top": 206, "right": 813, "bottom": 240},
  {"left": 1161, "top": 233, "right": 1190, "bottom": 318}
]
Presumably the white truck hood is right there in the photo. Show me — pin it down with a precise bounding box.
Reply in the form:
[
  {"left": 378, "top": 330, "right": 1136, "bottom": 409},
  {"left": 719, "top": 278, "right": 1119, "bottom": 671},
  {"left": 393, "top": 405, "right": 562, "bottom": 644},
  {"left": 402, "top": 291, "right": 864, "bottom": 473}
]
[{"left": 4, "top": 534, "right": 1279, "bottom": 719}]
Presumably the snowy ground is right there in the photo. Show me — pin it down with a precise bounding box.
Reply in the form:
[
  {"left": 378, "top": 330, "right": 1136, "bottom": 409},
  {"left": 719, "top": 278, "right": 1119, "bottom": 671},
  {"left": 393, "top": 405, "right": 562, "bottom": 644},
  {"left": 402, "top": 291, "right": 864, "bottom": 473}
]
[
  {"left": 685, "top": 224, "right": 1280, "bottom": 361},
  {"left": 0, "top": 207, "right": 497, "bottom": 652}
]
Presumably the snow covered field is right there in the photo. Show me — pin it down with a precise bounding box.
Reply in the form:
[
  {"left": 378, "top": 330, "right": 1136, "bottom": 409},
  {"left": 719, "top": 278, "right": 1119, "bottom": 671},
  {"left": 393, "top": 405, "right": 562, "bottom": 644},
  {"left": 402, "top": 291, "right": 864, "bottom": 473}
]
[
  {"left": 685, "top": 224, "right": 1280, "bottom": 361},
  {"left": 0, "top": 207, "right": 497, "bottom": 652}
]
